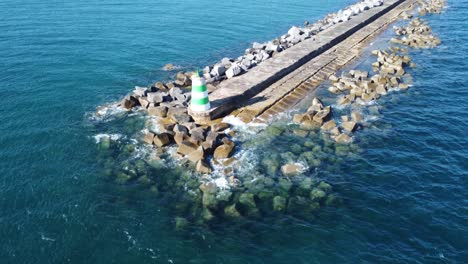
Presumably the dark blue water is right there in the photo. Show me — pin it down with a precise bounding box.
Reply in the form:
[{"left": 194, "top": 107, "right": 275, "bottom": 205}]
[{"left": 1, "top": 0, "right": 467, "bottom": 263}]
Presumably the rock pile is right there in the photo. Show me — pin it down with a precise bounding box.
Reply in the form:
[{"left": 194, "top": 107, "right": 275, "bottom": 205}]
[
  {"left": 391, "top": 18, "right": 441, "bottom": 48},
  {"left": 159, "top": 0, "right": 387, "bottom": 86},
  {"left": 315, "top": 2, "right": 444, "bottom": 146},
  {"left": 418, "top": 0, "right": 446, "bottom": 15},
  {"left": 116, "top": 0, "right": 390, "bottom": 174},
  {"left": 144, "top": 120, "right": 236, "bottom": 174},
  {"left": 292, "top": 97, "right": 359, "bottom": 144}
]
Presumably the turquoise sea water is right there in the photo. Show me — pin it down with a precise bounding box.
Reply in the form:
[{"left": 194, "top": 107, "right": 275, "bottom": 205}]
[{"left": 1, "top": 0, "right": 467, "bottom": 263}]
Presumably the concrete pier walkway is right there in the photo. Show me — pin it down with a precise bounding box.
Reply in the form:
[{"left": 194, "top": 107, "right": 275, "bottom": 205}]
[{"left": 191, "top": 0, "right": 417, "bottom": 123}]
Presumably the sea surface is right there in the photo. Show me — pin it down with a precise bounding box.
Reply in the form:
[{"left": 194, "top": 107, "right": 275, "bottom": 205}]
[{"left": 1, "top": 0, "right": 467, "bottom": 263}]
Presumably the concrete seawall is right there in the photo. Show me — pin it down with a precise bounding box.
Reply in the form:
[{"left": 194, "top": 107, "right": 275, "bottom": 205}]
[{"left": 190, "top": 0, "right": 412, "bottom": 123}]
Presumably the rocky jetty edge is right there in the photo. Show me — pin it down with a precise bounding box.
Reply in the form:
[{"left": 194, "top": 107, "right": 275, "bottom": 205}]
[{"left": 93, "top": 0, "right": 446, "bottom": 229}]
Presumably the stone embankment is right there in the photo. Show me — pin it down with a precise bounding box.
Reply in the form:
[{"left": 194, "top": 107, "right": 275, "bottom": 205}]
[
  {"left": 95, "top": 0, "right": 446, "bottom": 228},
  {"left": 291, "top": 1, "right": 443, "bottom": 145},
  {"left": 117, "top": 0, "right": 403, "bottom": 174}
]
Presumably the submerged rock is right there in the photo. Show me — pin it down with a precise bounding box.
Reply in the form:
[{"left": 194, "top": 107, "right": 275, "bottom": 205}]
[
  {"left": 335, "top": 133, "right": 352, "bottom": 144},
  {"left": 272, "top": 196, "right": 287, "bottom": 212},
  {"left": 310, "top": 188, "right": 326, "bottom": 202},
  {"left": 224, "top": 204, "right": 241, "bottom": 218},
  {"left": 281, "top": 163, "right": 303, "bottom": 176},
  {"left": 239, "top": 193, "right": 257, "bottom": 210},
  {"left": 174, "top": 217, "right": 189, "bottom": 231},
  {"left": 163, "top": 63, "right": 175, "bottom": 71},
  {"left": 341, "top": 121, "right": 357, "bottom": 132},
  {"left": 278, "top": 178, "right": 293, "bottom": 193}
]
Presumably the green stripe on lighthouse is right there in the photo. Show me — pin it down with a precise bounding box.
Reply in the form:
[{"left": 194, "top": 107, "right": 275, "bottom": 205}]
[
  {"left": 191, "top": 97, "right": 209, "bottom": 105},
  {"left": 190, "top": 72, "right": 210, "bottom": 112},
  {"left": 192, "top": 85, "right": 207, "bottom": 93}
]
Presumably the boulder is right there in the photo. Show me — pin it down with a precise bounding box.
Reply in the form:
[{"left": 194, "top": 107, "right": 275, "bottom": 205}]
[
  {"left": 202, "top": 66, "right": 212, "bottom": 75},
  {"left": 342, "top": 121, "right": 357, "bottom": 132},
  {"left": 281, "top": 163, "right": 303, "bottom": 176},
  {"left": 312, "top": 97, "right": 324, "bottom": 108},
  {"left": 224, "top": 204, "right": 241, "bottom": 218},
  {"left": 190, "top": 126, "right": 207, "bottom": 139},
  {"left": 301, "top": 120, "right": 321, "bottom": 130},
  {"left": 199, "top": 182, "right": 216, "bottom": 194},
  {"left": 252, "top": 42, "right": 266, "bottom": 50},
  {"left": 201, "top": 208, "right": 215, "bottom": 222},
  {"left": 209, "top": 64, "right": 225, "bottom": 77},
  {"left": 174, "top": 132, "right": 189, "bottom": 146},
  {"left": 318, "top": 181, "right": 332, "bottom": 193},
  {"left": 196, "top": 160, "right": 212, "bottom": 174},
  {"left": 153, "top": 133, "right": 171, "bottom": 147},
  {"left": 214, "top": 142, "right": 235, "bottom": 159},
  {"left": 173, "top": 124, "right": 189, "bottom": 134},
  {"left": 152, "top": 82, "right": 167, "bottom": 91},
  {"left": 335, "top": 133, "right": 352, "bottom": 144},
  {"left": 245, "top": 53, "right": 255, "bottom": 61},
  {"left": 239, "top": 193, "right": 256, "bottom": 209},
  {"left": 148, "top": 106, "right": 168, "bottom": 117},
  {"left": 221, "top": 57, "right": 233, "bottom": 67},
  {"left": 170, "top": 113, "right": 192, "bottom": 123},
  {"left": 329, "top": 75, "right": 339, "bottom": 82},
  {"left": 225, "top": 64, "right": 242, "bottom": 79},
  {"left": 351, "top": 111, "right": 363, "bottom": 122},
  {"left": 310, "top": 188, "right": 326, "bottom": 202},
  {"left": 376, "top": 84, "right": 387, "bottom": 95},
  {"left": 166, "top": 82, "right": 175, "bottom": 89},
  {"left": 176, "top": 72, "right": 191, "bottom": 87},
  {"left": 147, "top": 92, "right": 164, "bottom": 104},
  {"left": 293, "top": 114, "right": 306, "bottom": 123},
  {"left": 272, "top": 196, "right": 287, "bottom": 212},
  {"left": 330, "top": 127, "right": 340, "bottom": 136},
  {"left": 361, "top": 93, "right": 373, "bottom": 102},
  {"left": 133, "top": 86, "right": 147, "bottom": 97},
  {"left": 169, "top": 87, "right": 186, "bottom": 102},
  {"left": 211, "top": 122, "right": 230, "bottom": 132},
  {"left": 321, "top": 120, "right": 336, "bottom": 131},
  {"left": 143, "top": 132, "right": 155, "bottom": 145},
  {"left": 174, "top": 217, "right": 189, "bottom": 231},
  {"left": 399, "top": 83, "right": 409, "bottom": 89},
  {"left": 265, "top": 42, "right": 281, "bottom": 52},
  {"left": 163, "top": 63, "right": 175, "bottom": 71},
  {"left": 138, "top": 97, "right": 150, "bottom": 109},
  {"left": 177, "top": 141, "right": 199, "bottom": 156},
  {"left": 313, "top": 106, "right": 331, "bottom": 124},
  {"left": 120, "top": 95, "right": 139, "bottom": 110},
  {"left": 288, "top": 26, "right": 303, "bottom": 36},
  {"left": 187, "top": 146, "right": 205, "bottom": 163},
  {"left": 206, "top": 130, "right": 220, "bottom": 143}
]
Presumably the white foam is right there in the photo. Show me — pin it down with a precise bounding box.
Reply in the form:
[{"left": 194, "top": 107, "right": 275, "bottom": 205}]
[
  {"left": 93, "top": 133, "right": 123, "bottom": 143},
  {"left": 294, "top": 162, "right": 309, "bottom": 173},
  {"left": 213, "top": 177, "right": 229, "bottom": 190},
  {"left": 91, "top": 103, "right": 126, "bottom": 122},
  {"left": 222, "top": 115, "right": 267, "bottom": 132},
  {"left": 40, "top": 233, "right": 56, "bottom": 242}
]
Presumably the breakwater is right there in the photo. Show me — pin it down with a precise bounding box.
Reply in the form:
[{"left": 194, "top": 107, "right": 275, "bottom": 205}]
[{"left": 92, "top": 0, "right": 446, "bottom": 227}]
